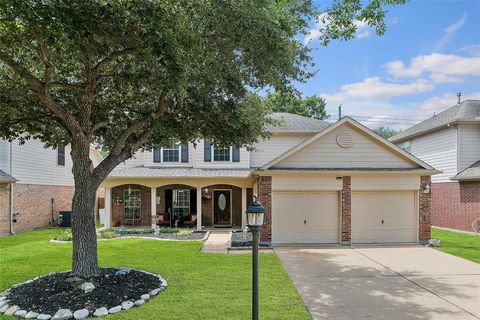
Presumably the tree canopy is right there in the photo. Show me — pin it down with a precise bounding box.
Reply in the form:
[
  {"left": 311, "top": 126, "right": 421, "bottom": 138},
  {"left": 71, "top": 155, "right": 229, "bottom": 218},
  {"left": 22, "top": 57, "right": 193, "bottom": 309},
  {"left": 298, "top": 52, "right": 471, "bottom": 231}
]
[
  {"left": 373, "top": 126, "right": 400, "bottom": 139},
  {"left": 263, "top": 92, "right": 329, "bottom": 120},
  {"left": 0, "top": 0, "right": 407, "bottom": 277}
]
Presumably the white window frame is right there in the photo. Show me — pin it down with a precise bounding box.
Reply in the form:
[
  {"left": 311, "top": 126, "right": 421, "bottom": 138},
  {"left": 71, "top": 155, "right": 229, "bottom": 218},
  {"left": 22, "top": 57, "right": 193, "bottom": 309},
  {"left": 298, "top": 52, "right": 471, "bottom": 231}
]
[
  {"left": 123, "top": 189, "right": 141, "bottom": 220},
  {"left": 212, "top": 145, "right": 232, "bottom": 163},
  {"left": 153, "top": 143, "right": 183, "bottom": 163},
  {"left": 173, "top": 189, "right": 190, "bottom": 218}
]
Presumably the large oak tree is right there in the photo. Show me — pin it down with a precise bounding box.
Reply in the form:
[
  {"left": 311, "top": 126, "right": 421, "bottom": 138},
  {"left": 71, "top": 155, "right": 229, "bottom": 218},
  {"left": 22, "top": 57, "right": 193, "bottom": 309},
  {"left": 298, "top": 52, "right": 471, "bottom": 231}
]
[{"left": 0, "top": 0, "right": 405, "bottom": 277}]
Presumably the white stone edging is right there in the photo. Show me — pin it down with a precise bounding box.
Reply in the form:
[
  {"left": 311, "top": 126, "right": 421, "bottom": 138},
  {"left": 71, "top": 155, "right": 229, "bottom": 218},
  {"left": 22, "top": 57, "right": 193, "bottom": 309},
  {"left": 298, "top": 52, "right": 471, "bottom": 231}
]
[{"left": 0, "top": 269, "right": 168, "bottom": 319}]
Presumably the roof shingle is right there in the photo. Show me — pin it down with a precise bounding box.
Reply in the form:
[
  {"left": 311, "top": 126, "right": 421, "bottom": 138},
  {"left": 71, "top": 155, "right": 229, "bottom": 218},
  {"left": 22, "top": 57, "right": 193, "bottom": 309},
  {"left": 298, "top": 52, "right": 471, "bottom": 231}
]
[
  {"left": 267, "top": 112, "right": 331, "bottom": 132},
  {"left": 109, "top": 167, "right": 252, "bottom": 178},
  {"left": 391, "top": 100, "right": 480, "bottom": 142},
  {"left": 0, "top": 170, "right": 16, "bottom": 183},
  {"left": 451, "top": 160, "right": 480, "bottom": 181}
]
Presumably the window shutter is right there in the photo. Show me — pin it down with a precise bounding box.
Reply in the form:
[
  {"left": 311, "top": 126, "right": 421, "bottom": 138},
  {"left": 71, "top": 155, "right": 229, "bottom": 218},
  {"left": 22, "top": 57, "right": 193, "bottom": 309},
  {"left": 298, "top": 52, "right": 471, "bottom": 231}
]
[
  {"left": 232, "top": 146, "right": 240, "bottom": 162},
  {"left": 204, "top": 139, "right": 211, "bottom": 162},
  {"left": 57, "top": 144, "right": 65, "bottom": 166},
  {"left": 190, "top": 189, "right": 197, "bottom": 214},
  {"left": 153, "top": 147, "right": 161, "bottom": 163},
  {"left": 181, "top": 144, "right": 189, "bottom": 163}
]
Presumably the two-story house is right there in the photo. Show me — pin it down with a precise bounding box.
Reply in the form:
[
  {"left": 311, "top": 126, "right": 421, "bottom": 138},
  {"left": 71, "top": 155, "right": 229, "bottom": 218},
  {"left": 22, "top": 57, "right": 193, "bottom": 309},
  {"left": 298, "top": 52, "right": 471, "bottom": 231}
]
[
  {"left": 391, "top": 100, "right": 480, "bottom": 232},
  {"left": 0, "top": 140, "right": 103, "bottom": 236},
  {"left": 102, "top": 113, "right": 438, "bottom": 245}
]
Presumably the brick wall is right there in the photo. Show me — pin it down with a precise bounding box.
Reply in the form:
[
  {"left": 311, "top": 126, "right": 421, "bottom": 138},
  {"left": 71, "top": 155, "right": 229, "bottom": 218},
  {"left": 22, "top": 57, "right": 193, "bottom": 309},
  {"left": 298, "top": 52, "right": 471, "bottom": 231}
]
[
  {"left": 0, "top": 184, "right": 10, "bottom": 236},
  {"left": 201, "top": 184, "right": 242, "bottom": 227},
  {"left": 111, "top": 184, "right": 151, "bottom": 227},
  {"left": 12, "top": 183, "right": 75, "bottom": 233},
  {"left": 341, "top": 176, "right": 352, "bottom": 244},
  {"left": 419, "top": 176, "right": 432, "bottom": 242},
  {"left": 259, "top": 176, "right": 272, "bottom": 242},
  {"left": 431, "top": 181, "right": 480, "bottom": 232}
]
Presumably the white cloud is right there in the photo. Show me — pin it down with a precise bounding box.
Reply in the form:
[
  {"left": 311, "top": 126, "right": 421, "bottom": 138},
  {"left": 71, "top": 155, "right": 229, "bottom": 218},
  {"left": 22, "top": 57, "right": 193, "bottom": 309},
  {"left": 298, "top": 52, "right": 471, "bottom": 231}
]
[
  {"left": 321, "top": 77, "right": 434, "bottom": 104},
  {"left": 385, "top": 53, "right": 480, "bottom": 83},
  {"left": 304, "top": 14, "right": 371, "bottom": 44},
  {"left": 434, "top": 13, "right": 467, "bottom": 52},
  {"left": 417, "top": 91, "right": 480, "bottom": 113},
  {"left": 460, "top": 44, "right": 480, "bottom": 56}
]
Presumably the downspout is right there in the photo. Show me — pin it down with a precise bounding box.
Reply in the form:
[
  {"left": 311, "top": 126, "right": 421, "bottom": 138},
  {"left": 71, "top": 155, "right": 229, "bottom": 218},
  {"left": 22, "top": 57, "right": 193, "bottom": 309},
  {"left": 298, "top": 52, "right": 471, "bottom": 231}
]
[{"left": 9, "top": 141, "right": 14, "bottom": 235}]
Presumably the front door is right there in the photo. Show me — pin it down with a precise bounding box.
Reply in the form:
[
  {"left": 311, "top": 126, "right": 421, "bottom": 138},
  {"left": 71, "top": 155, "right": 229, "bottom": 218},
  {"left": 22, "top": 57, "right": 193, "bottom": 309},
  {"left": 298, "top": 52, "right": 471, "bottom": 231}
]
[{"left": 213, "top": 190, "right": 231, "bottom": 226}]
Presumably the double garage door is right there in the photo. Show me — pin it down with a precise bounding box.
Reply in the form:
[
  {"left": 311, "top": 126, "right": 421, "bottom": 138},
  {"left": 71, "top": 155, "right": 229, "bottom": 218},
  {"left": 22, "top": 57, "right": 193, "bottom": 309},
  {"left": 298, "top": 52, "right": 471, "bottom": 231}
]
[{"left": 272, "top": 191, "right": 416, "bottom": 244}]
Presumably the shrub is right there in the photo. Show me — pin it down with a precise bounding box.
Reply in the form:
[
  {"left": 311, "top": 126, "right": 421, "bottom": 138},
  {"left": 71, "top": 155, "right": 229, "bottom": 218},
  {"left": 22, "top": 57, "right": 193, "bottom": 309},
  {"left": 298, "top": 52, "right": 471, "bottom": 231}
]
[
  {"left": 160, "top": 227, "right": 177, "bottom": 234},
  {"left": 57, "top": 228, "right": 72, "bottom": 241},
  {"left": 97, "top": 230, "right": 116, "bottom": 239},
  {"left": 142, "top": 228, "right": 155, "bottom": 234},
  {"left": 177, "top": 229, "right": 193, "bottom": 237}
]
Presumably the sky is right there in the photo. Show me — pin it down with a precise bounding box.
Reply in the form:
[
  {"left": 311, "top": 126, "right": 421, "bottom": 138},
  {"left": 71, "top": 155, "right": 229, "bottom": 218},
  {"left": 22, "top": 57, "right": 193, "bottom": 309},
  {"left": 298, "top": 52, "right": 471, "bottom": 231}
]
[{"left": 297, "top": 0, "right": 480, "bottom": 130}]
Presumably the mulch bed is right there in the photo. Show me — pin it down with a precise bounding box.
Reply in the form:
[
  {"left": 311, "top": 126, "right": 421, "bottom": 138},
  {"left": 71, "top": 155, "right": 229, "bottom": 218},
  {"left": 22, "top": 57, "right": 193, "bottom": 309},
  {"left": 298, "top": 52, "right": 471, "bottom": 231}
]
[
  {"left": 117, "top": 231, "right": 207, "bottom": 241},
  {"left": 5, "top": 268, "right": 161, "bottom": 315}
]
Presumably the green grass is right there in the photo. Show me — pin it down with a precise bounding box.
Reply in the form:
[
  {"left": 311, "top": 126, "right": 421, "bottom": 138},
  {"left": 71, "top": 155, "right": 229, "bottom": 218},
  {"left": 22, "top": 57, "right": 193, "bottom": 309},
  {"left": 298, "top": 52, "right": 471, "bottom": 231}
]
[
  {"left": 431, "top": 228, "right": 480, "bottom": 264},
  {"left": 0, "top": 229, "right": 310, "bottom": 320}
]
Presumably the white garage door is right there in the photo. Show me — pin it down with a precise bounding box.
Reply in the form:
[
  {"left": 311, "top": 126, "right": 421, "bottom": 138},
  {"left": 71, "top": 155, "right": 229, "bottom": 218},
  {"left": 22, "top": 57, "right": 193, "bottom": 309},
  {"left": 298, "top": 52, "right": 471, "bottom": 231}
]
[
  {"left": 272, "top": 192, "right": 339, "bottom": 244},
  {"left": 352, "top": 192, "right": 416, "bottom": 243}
]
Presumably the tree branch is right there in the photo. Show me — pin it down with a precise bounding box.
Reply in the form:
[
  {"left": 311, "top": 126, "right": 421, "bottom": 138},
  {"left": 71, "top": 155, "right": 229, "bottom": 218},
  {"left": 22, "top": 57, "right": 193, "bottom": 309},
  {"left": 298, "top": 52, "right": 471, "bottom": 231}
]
[
  {"left": 0, "top": 50, "right": 83, "bottom": 135},
  {"left": 94, "top": 47, "right": 138, "bottom": 71},
  {"left": 92, "top": 92, "right": 167, "bottom": 182}
]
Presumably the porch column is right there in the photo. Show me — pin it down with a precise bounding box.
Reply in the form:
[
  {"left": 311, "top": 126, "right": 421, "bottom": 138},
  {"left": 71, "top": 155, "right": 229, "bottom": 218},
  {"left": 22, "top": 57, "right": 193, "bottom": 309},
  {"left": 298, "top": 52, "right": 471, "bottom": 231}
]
[
  {"left": 151, "top": 186, "right": 157, "bottom": 228},
  {"left": 105, "top": 187, "right": 112, "bottom": 229},
  {"left": 196, "top": 187, "right": 202, "bottom": 231},
  {"left": 241, "top": 187, "right": 247, "bottom": 228}
]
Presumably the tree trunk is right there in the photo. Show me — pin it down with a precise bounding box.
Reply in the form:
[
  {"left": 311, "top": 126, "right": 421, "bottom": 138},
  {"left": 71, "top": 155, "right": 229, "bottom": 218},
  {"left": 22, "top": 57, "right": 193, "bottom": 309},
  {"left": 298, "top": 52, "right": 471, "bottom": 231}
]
[{"left": 71, "top": 139, "right": 100, "bottom": 278}]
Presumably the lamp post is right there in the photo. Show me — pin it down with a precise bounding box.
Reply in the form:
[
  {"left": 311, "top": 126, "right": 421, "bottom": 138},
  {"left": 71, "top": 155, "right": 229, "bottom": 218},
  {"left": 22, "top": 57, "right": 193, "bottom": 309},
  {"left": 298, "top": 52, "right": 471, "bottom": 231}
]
[{"left": 246, "top": 197, "right": 265, "bottom": 320}]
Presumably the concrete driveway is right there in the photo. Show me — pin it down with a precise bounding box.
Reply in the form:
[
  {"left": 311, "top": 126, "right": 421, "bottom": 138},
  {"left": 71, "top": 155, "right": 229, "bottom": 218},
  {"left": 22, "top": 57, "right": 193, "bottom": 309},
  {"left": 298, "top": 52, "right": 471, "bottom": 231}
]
[{"left": 276, "top": 245, "right": 480, "bottom": 320}]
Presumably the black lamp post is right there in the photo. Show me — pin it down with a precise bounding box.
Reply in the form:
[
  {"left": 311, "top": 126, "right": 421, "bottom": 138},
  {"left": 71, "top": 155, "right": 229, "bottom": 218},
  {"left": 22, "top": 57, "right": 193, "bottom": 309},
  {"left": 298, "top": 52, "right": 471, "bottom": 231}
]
[{"left": 246, "top": 197, "right": 265, "bottom": 320}]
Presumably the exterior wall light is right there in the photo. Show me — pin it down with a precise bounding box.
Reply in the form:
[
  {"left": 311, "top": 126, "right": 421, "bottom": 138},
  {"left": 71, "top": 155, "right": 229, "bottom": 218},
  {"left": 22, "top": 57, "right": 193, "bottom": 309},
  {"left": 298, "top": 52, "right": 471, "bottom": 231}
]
[{"left": 423, "top": 183, "right": 431, "bottom": 194}]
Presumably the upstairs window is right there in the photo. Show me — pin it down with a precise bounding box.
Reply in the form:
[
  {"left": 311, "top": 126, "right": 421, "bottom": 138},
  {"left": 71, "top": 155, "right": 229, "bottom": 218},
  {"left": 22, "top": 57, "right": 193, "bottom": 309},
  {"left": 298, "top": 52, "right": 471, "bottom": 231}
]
[
  {"left": 213, "top": 146, "right": 230, "bottom": 162},
  {"left": 163, "top": 144, "right": 180, "bottom": 162},
  {"left": 57, "top": 144, "right": 65, "bottom": 166},
  {"left": 153, "top": 143, "right": 188, "bottom": 163}
]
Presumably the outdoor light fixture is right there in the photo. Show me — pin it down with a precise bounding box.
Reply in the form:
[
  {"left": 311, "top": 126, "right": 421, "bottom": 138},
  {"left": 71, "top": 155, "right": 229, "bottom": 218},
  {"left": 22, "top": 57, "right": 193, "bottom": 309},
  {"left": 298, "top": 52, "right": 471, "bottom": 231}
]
[
  {"left": 423, "top": 183, "right": 431, "bottom": 194},
  {"left": 246, "top": 196, "right": 265, "bottom": 320}
]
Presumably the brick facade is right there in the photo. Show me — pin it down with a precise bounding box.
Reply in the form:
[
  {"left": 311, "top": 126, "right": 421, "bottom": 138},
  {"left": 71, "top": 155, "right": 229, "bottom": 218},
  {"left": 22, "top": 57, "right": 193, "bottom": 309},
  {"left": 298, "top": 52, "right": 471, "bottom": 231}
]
[
  {"left": 111, "top": 184, "right": 151, "bottom": 227},
  {"left": 341, "top": 176, "right": 352, "bottom": 244},
  {"left": 11, "top": 183, "right": 75, "bottom": 233},
  {"left": 259, "top": 176, "right": 272, "bottom": 242},
  {"left": 0, "top": 184, "right": 10, "bottom": 236},
  {"left": 431, "top": 181, "right": 480, "bottom": 232},
  {"left": 419, "top": 176, "right": 432, "bottom": 242},
  {"left": 201, "top": 184, "right": 242, "bottom": 227}
]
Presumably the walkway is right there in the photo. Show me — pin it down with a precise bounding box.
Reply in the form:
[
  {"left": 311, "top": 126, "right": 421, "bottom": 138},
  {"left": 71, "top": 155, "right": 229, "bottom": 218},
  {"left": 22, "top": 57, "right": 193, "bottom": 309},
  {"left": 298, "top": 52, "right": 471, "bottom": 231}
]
[{"left": 201, "top": 231, "right": 230, "bottom": 253}]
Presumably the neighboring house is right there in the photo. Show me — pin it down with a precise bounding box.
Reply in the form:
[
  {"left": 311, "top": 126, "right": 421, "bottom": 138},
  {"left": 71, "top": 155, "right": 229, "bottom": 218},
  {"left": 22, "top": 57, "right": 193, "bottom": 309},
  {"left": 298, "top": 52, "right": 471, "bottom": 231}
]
[
  {"left": 101, "top": 113, "right": 437, "bottom": 244},
  {"left": 391, "top": 100, "right": 480, "bottom": 232},
  {"left": 0, "top": 139, "right": 104, "bottom": 236}
]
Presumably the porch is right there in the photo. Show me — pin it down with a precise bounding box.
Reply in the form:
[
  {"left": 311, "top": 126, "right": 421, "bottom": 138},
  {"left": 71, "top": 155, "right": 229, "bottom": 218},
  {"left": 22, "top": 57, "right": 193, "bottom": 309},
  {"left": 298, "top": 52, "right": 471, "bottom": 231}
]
[{"left": 102, "top": 175, "right": 254, "bottom": 231}]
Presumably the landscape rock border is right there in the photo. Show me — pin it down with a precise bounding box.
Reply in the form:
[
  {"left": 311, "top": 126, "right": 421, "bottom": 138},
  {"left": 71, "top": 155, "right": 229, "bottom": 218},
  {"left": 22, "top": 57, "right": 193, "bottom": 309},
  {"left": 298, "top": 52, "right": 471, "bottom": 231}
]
[
  {"left": 0, "top": 269, "right": 168, "bottom": 319},
  {"left": 50, "top": 231, "right": 210, "bottom": 243}
]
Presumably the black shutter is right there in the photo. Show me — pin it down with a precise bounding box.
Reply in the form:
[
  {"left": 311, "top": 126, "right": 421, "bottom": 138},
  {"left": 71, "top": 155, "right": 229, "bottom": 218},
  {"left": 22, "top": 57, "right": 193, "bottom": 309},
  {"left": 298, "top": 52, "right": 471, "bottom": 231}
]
[
  {"left": 153, "top": 147, "right": 161, "bottom": 163},
  {"left": 190, "top": 189, "right": 197, "bottom": 214},
  {"left": 165, "top": 189, "right": 173, "bottom": 213},
  {"left": 204, "top": 139, "right": 211, "bottom": 162},
  {"left": 232, "top": 146, "right": 240, "bottom": 162},
  {"left": 181, "top": 144, "right": 189, "bottom": 163},
  {"left": 57, "top": 144, "right": 65, "bottom": 166}
]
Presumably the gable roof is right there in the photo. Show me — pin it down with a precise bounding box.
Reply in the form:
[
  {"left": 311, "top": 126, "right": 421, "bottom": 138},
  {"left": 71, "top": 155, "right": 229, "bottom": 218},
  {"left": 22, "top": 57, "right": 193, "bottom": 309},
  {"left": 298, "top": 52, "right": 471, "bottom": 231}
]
[
  {"left": 0, "top": 170, "right": 16, "bottom": 183},
  {"left": 261, "top": 117, "right": 436, "bottom": 171},
  {"left": 266, "top": 113, "right": 331, "bottom": 133},
  {"left": 451, "top": 160, "right": 480, "bottom": 181},
  {"left": 391, "top": 100, "right": 480, "bottom": 142}
]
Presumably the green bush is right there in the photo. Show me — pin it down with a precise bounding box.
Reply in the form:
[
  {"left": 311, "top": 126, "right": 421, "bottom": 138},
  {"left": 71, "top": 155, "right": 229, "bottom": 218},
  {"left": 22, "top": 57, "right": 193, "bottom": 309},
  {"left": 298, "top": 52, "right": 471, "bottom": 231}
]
[
  {"left": 142, "top": 228, "right": 155, "bottom": 234},
  {"left": 57, "top": 228, "right": 72, "bottom": 241},
  {"left": 97, "top": 230, "right": 116, "bottom": 239},
  {"left": 160, "top": 227, "right": 177, "bottom": 234},
  {"left": 177, "top": 229, "right": 193, "bottom": 237}
]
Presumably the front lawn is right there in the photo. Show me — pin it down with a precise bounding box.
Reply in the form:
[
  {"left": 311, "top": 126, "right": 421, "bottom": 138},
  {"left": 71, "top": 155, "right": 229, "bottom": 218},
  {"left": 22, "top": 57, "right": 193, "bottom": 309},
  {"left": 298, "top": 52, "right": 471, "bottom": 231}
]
[
  {"left": 431, "top": 228, "right": 480, "bottom": 264},
  {"left": 0, "top": 229, "right": 309, "bottom": 320}
]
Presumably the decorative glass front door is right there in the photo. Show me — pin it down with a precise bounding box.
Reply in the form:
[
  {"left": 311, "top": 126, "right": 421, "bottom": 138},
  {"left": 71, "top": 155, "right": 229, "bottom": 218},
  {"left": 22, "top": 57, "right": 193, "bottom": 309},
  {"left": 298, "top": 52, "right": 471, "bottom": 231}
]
[{"left": 213, "top": 190, "right": 231, "bottom": 226}]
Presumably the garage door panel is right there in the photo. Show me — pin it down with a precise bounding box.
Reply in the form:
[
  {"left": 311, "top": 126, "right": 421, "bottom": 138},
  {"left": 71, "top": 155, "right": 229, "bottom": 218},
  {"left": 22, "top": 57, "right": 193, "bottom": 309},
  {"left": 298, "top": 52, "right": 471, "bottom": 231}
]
[
  {"left": 352, "top": 192, "right": 416, "bottom": 244},
  {"left": 273, "top": 192, "right": 339, "bottom": 244}
]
